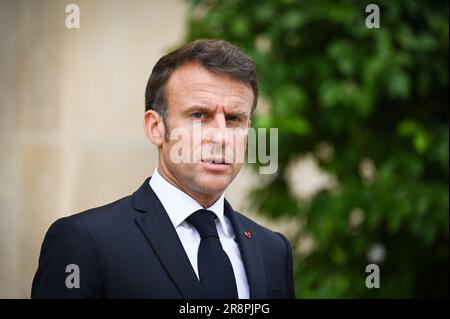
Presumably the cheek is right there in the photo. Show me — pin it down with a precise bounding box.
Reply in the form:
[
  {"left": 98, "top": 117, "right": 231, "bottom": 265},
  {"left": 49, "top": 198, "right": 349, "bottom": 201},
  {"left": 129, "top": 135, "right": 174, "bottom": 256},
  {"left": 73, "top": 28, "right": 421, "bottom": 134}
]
[
  {"left": 161, "top": 145, "right": 174, "bottom": 165},
  {"left": 235, "top": 137, "right": 247, "bottom": 149},
  {"left": 229, "top": 134, "right": 248, "bottom": 162},
  {"left": 162, "top": 128, "right": 196, "bottom": 163}
]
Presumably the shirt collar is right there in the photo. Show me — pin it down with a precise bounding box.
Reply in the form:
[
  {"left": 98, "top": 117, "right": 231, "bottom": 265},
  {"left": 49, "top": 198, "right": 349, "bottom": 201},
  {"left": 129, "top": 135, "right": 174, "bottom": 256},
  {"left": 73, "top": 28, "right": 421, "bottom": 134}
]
[{"left": 149, "top": 167, "right": 229, "bottom": 235}]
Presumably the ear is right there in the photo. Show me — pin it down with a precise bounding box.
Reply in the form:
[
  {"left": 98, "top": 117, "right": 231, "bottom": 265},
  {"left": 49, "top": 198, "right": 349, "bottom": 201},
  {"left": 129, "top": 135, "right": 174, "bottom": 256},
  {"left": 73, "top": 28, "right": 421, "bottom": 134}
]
[{"left": 143, "top": 110, "right": 165, "bottom": 146}]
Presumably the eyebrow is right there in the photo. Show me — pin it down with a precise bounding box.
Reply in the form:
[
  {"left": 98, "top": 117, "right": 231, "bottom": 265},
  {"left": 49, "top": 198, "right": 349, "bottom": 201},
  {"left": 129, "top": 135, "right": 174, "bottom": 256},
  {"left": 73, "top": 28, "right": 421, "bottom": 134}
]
[
  {"left": 183, "top": 105, "right": 213, "bottom": 115},
  {"left": 183, "top": 105, "right": 250, "bottom": 117}
]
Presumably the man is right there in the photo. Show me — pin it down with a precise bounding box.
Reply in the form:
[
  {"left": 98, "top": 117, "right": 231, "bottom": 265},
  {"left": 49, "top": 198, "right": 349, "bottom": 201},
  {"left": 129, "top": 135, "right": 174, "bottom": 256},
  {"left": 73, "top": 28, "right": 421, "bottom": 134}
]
[{"left": 31, "top": 39, "right": 296, "bottom": 299}]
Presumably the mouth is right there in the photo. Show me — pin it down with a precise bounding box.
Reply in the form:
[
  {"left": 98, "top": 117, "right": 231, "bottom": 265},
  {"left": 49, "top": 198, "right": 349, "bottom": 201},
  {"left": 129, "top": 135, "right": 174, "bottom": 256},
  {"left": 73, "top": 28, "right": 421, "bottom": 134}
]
[
  {"left": 200, "top": 158, "right": 231, "bottom": 171},
  {"left": 201, "top": 158, "right": 229, "bottom": 164}
]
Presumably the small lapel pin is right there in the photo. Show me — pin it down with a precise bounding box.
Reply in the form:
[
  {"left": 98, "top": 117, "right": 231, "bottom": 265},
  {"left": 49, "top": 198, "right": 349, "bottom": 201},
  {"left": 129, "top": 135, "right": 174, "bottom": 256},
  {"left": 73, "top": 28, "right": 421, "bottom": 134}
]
[{"left": 244, "top": 231, "right": 252, "bottom": 238}]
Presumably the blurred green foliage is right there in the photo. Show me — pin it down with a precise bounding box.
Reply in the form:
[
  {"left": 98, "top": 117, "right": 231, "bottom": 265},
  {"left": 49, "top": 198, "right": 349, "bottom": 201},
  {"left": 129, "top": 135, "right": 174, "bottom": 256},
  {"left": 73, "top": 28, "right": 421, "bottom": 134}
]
[{"left": 185, "top": 0, "right": 448, "bottom": 297}]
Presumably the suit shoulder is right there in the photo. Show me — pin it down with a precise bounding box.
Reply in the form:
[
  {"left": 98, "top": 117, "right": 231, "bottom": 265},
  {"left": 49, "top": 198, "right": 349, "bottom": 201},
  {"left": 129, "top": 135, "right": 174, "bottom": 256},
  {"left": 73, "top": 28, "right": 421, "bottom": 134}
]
[
  {"left": 67, "top": 194, "right": 134, "bottom": 227},
  {"left": 39, "top": 194, "right": 133, "bottom": 249}
]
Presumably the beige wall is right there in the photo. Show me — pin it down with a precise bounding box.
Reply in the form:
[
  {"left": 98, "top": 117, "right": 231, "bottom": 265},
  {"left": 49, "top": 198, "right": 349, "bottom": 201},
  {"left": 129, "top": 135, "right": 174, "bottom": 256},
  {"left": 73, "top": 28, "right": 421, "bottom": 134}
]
[{"left": 0, "top": 0, "right": 190, "bottom": 298}]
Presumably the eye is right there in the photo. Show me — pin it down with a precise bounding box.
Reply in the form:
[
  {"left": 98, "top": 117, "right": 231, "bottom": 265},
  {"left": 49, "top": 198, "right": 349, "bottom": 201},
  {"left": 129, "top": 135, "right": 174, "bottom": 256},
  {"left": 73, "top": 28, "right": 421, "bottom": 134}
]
[
  {"left": 226, "top": 115, "right": 242, "bottom": 122},
  {"left": 192, "top": 112, "right": 204, "bottom": 119}
]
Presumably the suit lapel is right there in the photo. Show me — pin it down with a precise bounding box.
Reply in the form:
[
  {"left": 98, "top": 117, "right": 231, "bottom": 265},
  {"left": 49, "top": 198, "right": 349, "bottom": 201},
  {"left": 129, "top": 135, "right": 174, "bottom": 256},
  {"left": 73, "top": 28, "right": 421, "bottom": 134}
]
[
  {"left": 133, "top": 178, "right": 205, "bottom": 299},
  {"left": 224, "top": 200, "right": 267, "bottom": 299}
]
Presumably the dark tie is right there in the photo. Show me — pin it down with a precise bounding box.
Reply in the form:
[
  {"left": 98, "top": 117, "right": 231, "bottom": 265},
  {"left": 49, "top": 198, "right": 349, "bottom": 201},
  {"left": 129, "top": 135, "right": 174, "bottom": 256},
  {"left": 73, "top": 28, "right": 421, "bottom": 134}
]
[{"left": 186, "top": 209, "right": 239, "bottom": 299}]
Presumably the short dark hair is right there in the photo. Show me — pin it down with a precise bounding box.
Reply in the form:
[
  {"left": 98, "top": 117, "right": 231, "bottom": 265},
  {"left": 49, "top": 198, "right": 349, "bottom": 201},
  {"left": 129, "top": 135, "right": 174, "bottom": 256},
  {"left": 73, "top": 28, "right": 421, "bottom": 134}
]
[{"left": 145, "top": 39, "right": 259, "bottom": 133}]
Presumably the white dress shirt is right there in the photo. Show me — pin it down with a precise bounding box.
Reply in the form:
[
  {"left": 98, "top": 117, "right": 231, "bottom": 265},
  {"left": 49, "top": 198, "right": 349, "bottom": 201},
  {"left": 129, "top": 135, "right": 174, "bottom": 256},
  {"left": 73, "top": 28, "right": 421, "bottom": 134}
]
[{"left": 149, "top": 168, "right": 250, "bottom": 299}]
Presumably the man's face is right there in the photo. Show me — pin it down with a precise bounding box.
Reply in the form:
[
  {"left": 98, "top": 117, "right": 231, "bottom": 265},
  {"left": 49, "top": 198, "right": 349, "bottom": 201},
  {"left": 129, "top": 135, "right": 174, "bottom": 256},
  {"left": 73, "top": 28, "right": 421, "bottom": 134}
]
[{"left": 159, "top": 62, "right": 253, "bottom": 199}]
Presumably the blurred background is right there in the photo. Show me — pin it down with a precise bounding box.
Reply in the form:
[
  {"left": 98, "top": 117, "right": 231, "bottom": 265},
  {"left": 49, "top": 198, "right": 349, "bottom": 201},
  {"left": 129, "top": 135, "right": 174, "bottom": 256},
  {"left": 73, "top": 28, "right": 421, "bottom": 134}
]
[{"left": 0, "top": 0, "right": 448, "bottom": 298}]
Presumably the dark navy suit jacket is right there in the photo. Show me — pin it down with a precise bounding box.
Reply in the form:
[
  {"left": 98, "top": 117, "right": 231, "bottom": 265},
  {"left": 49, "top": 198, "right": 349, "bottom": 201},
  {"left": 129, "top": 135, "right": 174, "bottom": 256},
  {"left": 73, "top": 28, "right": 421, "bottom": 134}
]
[{"left": 31, "top": 178, "right": 296, "bottom": 299}]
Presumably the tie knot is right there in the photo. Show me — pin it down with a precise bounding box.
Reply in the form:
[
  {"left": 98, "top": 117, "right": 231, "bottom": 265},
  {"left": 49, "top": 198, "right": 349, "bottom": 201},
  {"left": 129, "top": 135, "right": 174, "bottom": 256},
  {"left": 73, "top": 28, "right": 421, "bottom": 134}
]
[{"left": 186, "top": 209, "right": 218, "bottom": 239}]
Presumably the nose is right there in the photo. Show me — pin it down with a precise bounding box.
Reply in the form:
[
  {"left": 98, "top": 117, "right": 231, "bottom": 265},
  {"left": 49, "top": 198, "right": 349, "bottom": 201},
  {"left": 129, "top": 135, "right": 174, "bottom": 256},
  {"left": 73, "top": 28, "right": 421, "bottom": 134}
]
[{"left": 205, "top": 113, "right": 230, "bottom": 147}]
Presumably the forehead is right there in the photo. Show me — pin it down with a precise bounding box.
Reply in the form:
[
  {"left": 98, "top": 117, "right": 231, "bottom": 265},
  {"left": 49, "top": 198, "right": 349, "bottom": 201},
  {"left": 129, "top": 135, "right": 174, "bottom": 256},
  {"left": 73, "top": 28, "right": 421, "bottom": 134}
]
[{"left": 166, "top": 63, "right": 254, "bottom": 110}]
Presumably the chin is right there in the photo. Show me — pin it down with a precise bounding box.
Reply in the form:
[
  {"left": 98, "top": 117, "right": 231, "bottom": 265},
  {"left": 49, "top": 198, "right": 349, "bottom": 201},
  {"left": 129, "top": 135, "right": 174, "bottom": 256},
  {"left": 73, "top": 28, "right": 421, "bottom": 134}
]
[{"left": 194, "top": 175, "right": 231, "bottom": 194}]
